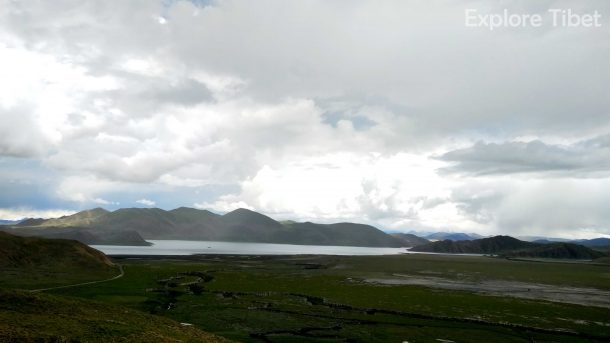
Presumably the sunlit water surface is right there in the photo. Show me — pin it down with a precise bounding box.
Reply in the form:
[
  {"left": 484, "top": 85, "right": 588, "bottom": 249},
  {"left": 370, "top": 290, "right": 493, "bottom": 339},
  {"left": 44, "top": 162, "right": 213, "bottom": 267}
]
[{"left": 91, "top": 240, "right": 411, "bottom": 256}]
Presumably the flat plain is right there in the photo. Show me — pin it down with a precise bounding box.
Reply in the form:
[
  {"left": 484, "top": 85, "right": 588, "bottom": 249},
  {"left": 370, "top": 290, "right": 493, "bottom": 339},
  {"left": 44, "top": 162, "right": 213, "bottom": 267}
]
[{"left": 4, "top": 253, "right": 606, "bottom": 342}]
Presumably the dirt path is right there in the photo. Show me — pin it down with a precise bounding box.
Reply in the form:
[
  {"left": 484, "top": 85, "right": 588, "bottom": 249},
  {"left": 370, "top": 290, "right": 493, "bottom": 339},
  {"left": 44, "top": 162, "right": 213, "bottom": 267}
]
[{"left": 29, "top": 264, "right": 124, "bottom": 293}]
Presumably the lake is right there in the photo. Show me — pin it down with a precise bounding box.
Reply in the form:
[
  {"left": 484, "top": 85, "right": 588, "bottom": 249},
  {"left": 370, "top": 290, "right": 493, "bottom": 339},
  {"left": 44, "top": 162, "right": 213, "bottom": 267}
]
[{"left": 90, "top": 240, "right": 411, "bottom": 256}]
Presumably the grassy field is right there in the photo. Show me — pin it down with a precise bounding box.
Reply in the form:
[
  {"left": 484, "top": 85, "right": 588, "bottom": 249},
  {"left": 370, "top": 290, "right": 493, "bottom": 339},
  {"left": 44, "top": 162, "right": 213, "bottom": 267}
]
[
  {"left": 31, "top": 254, "right": 610, "bottom": 343},
  {"left": 0, "top": 290, "right": 233, "bottom": 342},
  {"left": 0, "top": 265, "right": 120, "bottom": 290}
]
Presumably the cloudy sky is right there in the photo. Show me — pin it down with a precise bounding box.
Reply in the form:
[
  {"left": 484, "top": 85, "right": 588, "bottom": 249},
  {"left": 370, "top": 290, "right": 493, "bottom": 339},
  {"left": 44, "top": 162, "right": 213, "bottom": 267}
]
[{"left": 1, "top": 0, "right": 609, "bottom": 238}]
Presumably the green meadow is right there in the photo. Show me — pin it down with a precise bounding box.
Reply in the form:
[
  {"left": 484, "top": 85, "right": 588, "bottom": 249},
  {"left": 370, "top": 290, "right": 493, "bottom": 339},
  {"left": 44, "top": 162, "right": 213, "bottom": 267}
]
[{"left": 23, "top": 254, "right": 608, "bottom": 342}]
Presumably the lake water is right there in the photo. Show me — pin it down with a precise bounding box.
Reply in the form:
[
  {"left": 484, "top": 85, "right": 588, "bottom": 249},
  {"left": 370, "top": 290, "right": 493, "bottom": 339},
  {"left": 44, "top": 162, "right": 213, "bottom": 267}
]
[{"left": 90, "top": 240, "right": 410, "bottom": 256}]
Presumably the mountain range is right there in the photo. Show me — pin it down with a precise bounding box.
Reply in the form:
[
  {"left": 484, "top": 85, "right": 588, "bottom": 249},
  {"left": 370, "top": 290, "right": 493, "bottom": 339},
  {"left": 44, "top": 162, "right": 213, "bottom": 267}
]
[
  {"left": 410, "top": 235, "right": 606, "bottom": 260},
  {"left": 415, "top": 232, "right": 610, "bottom": 247},
  {"left": 532, "top": 237, "right": 610, "bottom": 247},
  {"left": 2, "top": 207, "right": 406, "bottom": 248},
  {"left": 4, "top": 207, "right": 609, "bottom": 251},
  {"left": 390, "top": 233, "right": 430, "bottom": 246},
  {"left": 424, "top": 232, "right": 484, "bottom": 241}
]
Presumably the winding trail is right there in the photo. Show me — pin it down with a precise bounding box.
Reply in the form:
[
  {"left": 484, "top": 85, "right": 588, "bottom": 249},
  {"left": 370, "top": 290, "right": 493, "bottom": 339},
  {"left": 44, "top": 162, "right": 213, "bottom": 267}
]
[{"left": 29, "top": 264, "right": 124, "bottom": 293}]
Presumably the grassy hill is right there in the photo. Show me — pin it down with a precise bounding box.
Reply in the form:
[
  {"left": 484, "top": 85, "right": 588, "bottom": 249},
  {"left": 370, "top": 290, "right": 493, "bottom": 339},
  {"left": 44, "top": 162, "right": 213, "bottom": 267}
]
[
  {"left": 0, "top": 232, "right": 231, "bottom": 342},
  {"left": 575, "top": 237, "right": 610, "bottom": 247},
  {"left": 0, "top": 231, "right": 113, "bottom": 269},
  {"left": 0, "top": 230, "right": 400, "bottom": 342},
  {"left": 26, "top": 208, "right": 110, "bottom": 227},
  {"left": 0, "top": 231, "right": 120, "bottom": 289},
  {"left": 274, "top": 221, "right": 404, "bottom": 247},
  {"left": 505, "top": 242, "right": 606, "bottom": 260},
  {"left": 411, "top": 235, "right": 533, "bottom": 254},
  {"left": 410, "top": 235, "right": 607, "bottom": 260}
]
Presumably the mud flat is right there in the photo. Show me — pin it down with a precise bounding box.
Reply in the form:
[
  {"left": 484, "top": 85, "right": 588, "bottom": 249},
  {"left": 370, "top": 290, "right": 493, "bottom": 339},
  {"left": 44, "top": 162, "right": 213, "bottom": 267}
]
[{"left": 365, "top": 274, "right": 610, "bottom": 308}]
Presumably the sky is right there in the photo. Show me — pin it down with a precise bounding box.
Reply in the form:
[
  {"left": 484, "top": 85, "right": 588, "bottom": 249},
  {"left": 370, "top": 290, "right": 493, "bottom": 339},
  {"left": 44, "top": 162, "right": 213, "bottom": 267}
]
[{"left": 1, "top": 0, "right": 609, "bottom": 238}]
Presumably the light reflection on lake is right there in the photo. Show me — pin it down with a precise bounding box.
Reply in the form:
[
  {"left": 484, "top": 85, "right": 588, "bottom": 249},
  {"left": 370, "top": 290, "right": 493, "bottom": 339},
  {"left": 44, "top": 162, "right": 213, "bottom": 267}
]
[{"left": 90, "top": 240, "right": 411, "bottom": 256}]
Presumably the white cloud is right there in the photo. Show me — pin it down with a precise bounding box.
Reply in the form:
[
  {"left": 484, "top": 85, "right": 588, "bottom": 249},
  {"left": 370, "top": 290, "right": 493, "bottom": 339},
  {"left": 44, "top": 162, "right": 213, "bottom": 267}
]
[
  {"left": 450, "top": 177, "right": 610, "bottom": 238},
  {"left": 0, "top": 208, "right": 76, "bottom": 221},
  {"left": 55, "top": 176, "right": 123, "bottom": 204},
  {"left": 201, "top": 153, "right": 466, "bottom": 229},
  {"left": 93, "top": 198, "right": 119, "bottom": 206},
  {"left": 118, "top": 57, "right": 166, "bottom": 77},
  {"left": 194, "top": 200, "right": 253, "bottom": 212},
  {"left": 136, "top": 198, "right": 156, "bottom": 206}
]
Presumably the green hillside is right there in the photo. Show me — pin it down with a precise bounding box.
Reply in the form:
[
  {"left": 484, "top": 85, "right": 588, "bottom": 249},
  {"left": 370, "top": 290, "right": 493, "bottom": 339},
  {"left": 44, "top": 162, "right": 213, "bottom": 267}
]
[
  {"left": 410, "top": 235, "right": 534, "bottom": 254},
  {"left": 0, "top": 232, "right": 119, "bottom": 289},
  {"left": 28, "top": 208, "right": 110, "bottom": 227},
  {"left": 506, "top": 242, "right": 606, "bottom": 259},
  {"left": 411, "top": 235, "right": 607, "bottom": 260},
  {"left": 277, "top": 221, "right": 404, "bottom": 247},
  {"left": 0, "top": 232, "right": 232, "bottom": 342},
  {"left": 0, "top": 231, "right": 113, "bottom": 269}
]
